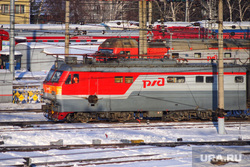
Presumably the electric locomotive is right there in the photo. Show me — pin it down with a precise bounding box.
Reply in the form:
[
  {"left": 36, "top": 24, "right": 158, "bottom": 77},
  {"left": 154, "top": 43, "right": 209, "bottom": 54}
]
[
  {"left": 98, "top": 38, "right": 169, "bottom": 56},
  {"left": 42, "top": 55, "right": 250, "bottom": 122}
]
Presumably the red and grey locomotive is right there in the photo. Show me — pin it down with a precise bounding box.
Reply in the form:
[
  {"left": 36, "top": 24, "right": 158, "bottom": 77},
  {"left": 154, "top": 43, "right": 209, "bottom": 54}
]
[
  {"left": 42, "top": 55, "right": 250, "bottom": 122},
  {"left": 98, "top": 38, "right": 169, "bottom": 57}
]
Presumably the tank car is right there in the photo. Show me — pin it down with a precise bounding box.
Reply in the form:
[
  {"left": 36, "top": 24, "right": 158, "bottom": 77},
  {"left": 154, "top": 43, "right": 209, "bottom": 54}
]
[{"left": 42, "top": 55, "right": 250, "bottom": 122}]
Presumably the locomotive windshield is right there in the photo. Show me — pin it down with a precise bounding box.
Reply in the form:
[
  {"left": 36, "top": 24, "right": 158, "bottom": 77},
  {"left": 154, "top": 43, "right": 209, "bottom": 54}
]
[
  {"left": 45, "top": 70, "right": 63, "bottom": 82},
  {"left": 51, "top": 71, "right": 63, "bottom": 82},
  {"left": 45, "top": 70, "right": 55, "bottom": 81},
  {"left": 99, "top": 49, "right": 113, "bottom": 54}
]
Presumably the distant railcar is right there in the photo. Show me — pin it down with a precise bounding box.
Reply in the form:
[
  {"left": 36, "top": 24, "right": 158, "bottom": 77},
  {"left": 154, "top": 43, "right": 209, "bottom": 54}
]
[
  {"left": 152, "top": 21, "right": 250, "bottom": 40},
  {"left": 168, "top": 39, "right": 250, "bottom": 65}
]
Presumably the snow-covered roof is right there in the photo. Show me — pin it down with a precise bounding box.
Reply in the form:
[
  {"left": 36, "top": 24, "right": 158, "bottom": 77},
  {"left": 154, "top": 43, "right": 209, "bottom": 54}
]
[
  {"left": 43, "top": 45, "right": 99, "bottom": 55},
  {"left": 0, "top": 49, "right": 22, "bottom": 55},
  {"left": 1, "top": 23, "right": 108, "bottom": 30},
  {"left": 16, "top": 42, "right": 101, "bottom": 49}
]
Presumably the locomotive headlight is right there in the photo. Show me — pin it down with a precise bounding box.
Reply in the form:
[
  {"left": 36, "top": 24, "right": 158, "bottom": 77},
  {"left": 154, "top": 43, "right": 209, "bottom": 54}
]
[{"left": 56, "top": 86, "right": 62, "bottom": 95}]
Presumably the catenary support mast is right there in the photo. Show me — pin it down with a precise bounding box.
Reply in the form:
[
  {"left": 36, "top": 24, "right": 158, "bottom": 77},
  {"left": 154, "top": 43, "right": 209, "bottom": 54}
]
[
  {"left": 9, "top": 0, "right": 15, "bottom": 80},
  {"left": 65, "top": 0, "right": 70, "bottom": 58},
  {"left": 218, "top": 0, "right": 224, "bottom": 135},
  {"left": 139, "top": 0, "right": 147, "bottom": 56}
]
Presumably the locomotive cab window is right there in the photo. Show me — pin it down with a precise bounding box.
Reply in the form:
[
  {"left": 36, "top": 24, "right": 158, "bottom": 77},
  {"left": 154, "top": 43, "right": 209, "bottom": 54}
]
[
  {"left": 194, "top": 53, "right": 201, "bottom": 58},
  {"left": 171, "top": 53, "right": 179, "bottom": 59},
  {"left": 120, "top": 51, "right": 130, "bottom": 55},
  {"left": 65, "top": 74, "right": 71, "bottom": 84},
  {"left": 72, "top": 74, "right": 79, "bottom": 84},
  {"left": 115, "top": 76, "right": 123, "bottom": 83},
  {"left": 235, "top": 76, "right": 243, "bottom": 83},
  {"left": 45, "top": 70, "right": 55, "bottom": 82},
  {"left": 196, "top": 76, "right": 204, "bottom": 83},
  {"left": 125, "top": 77, "right": 133, "bottom": 83},
  {"left": 51, "top": 71, "right": 63, "bottom": 83},
  {"left": 206, "top": 76, "right": 214, "bottom": 83},
  {"left": 224, "top": 53, "right": 231, "bottom": 58},
  {"left": 167, "top": 76, "right": 185, "bottom": 83}
]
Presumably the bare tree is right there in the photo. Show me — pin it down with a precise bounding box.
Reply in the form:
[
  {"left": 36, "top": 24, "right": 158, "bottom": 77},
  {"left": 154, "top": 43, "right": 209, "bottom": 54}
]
[
  {"left": 169, "top": 2, "right": 185, "bottom": 21},
  {"left": 45, "top": 0, "right": 65, "bottom": 23},
  {"left": 200, "top": 0, "right": 217, "bottom": 20},
  {"left": 226, "top": 0, "right": 234, "bottom": 21},
  {"left": 30, "top": 0, "right": 47, "bottom": 24},
  {"left": 237, "top": 0, "right": 250, "bottom": 21},
  {"left": 41, "top": 0, "right": 250, "bottom": 24}
]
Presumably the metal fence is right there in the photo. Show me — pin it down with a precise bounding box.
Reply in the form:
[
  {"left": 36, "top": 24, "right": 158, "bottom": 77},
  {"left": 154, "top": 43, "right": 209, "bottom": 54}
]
[{"left": 13, "top": 87, "right": 43, "bottom": 104}]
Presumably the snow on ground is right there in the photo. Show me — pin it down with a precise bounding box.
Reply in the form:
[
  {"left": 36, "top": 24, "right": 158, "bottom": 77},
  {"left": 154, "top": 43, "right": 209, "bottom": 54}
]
[
  {"left": 0, "top": 103, "right": 250, "bottom": 166},
  {"left": 0, "top": 103, "right": 44, "bottom": 111}
]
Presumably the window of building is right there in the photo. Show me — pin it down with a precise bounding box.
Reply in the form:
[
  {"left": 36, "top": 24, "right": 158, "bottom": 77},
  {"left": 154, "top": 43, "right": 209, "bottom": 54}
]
[
  {"left": 167, "top": 76, "right": 185, "bottom": 83},
  {"left": 15, "top": 5, "right": 24, "bottom": 14},
  {"left": 125, "top": 77, "right": 133, "bottom": 83},
  {"left": 115, "top": 76, "right": 123, "bottom": 83},
  {"left": 224, "top": 53, "right": 231, "bottom": 58},
  {"left": 194, "top": 53, "right": 201, "bottom": 58},
  {"left": 2, "top": 4, "right": 9, "bottom": 14},
  {"left": 206, "top": 76, "right": 214, "bottom": 83},
  {"left": 235, "top": 76, "right": 244, "bottom": 83},
  {"left": 196, "top": 76, "right": 204, "bottom": 83}
]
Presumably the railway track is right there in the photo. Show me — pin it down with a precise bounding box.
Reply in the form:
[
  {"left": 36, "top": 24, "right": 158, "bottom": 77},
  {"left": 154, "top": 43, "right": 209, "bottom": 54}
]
[
  {"left": 0, "top": 140, "right": 249, "bottom": 167},
  {"left": 1, "top": 146, "right": 177, "bottom": 167},
  {"left": 0, "top": 121, "right": 55, "bottom": 127},
  {"left": 1, "top": 140, "right": 250, "bottom": 153},
  {"left": 0, "top": 119, "right": 249, "bottom": 166},
  {"left": 22, "top": 154, "right": 166, "bottom": 167},
  {"left": 0, "top": 109, "right": 42, "bottom": 113},
  {"left": 0, "top": 144, "right": 176, "bottom": 166},
  {"left": 0, "top": 121, "right": 249, "bottom": 133}
]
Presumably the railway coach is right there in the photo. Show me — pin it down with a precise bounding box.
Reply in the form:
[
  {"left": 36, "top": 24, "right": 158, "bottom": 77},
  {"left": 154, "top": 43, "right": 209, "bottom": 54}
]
[{"left": 42, "top": 56, "right": 250, "bottom": 122}]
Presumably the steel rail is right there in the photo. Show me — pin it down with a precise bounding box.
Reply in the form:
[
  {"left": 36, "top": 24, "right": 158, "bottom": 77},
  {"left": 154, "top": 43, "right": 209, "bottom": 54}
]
[{"left": 1, "top": 140, "right": 250, "bottom": 153}]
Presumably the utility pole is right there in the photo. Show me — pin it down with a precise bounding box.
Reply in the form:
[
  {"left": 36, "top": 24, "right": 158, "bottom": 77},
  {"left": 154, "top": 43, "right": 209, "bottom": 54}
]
[
  {"left": 142, "top": 0, "right": 147, "bottom": 55},
  {"left": 139, "top": 0, "right": 147, "bottom": 56},
  {"left": 139, "top": 0, "right": 143, "bottom": 55},
  {"left": 185, "top": 0, "right": 189, "bottom": 22},
  {"left": 65, "top": 0, "right": 70, "bottom": 59},
  {"left": 148, "top": 0, "right": 152, "bottom": 28},
  {"left": 9, "top": 0, "right": 15, "bottom": 80},
  {"left": 217, "top": 0, "right": 224, "bottom": 135}
]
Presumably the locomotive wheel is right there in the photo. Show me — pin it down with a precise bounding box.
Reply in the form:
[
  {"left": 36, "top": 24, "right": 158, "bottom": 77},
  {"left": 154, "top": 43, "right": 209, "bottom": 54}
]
[
  {"left": 171, "top": 112, "right": 180, "bottom": 122},
  {"left": 65, "top": 113, "right": 77, "bottom": 123},
  {"left": 118, "top": 112, "right": 133, "bottom": 122},
  {"left": 78, "top": 113, "right": 90, "bottom": 123}
]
